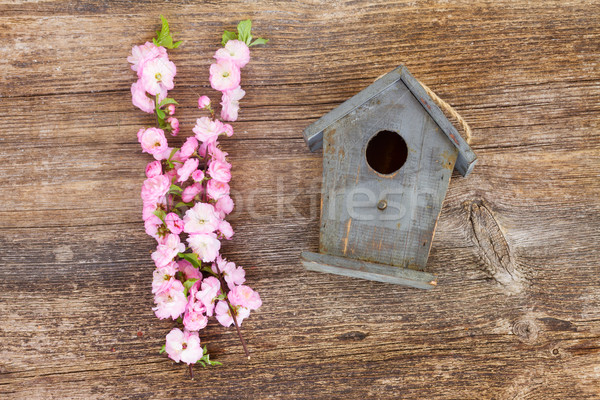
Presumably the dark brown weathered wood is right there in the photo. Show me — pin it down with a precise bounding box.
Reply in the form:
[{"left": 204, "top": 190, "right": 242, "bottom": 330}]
[{"left": 1, "top": 1, "right": 600, "bottom": 399}]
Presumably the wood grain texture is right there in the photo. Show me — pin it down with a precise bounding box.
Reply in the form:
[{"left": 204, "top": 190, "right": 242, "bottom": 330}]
[{"left": 1, "top": 0, "right": 599, "bottom": 399}]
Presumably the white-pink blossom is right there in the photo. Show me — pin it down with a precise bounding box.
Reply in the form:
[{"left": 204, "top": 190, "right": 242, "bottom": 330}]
[
  {"left": 192, "top": 117, "right": 225, "bottom": 144},
  {"left": 131, "top": 79, "right": 155, "bottom": 113},
  {"left": 218, "top": 220, "right": 234, "bottom": 240},
  {"left": 145, "top": 160, "right": 162, "bottom": 178},
  {"left": 206, "top": 179, "right": 230, "bottom": 201},
  {"left": 214, "top": 195, "right": 234, "bottom": 218},
  {"left": 181, "top": 183, "right": 203, "bottom": 203},
  {"left": 128, "top": 42, "right": 167, "bottom": 72},
  {"left": 196, "top": 276, "right": 221, "bottom": 316},
  {"left": 167, "top": 117, "right": 179, "bottom": 136},
  {"left": 152, "top": 234, "right": 185, "bottom": 268},
  {"left": 183, "top": 203, "right": 219, "bottom": 234},
  {"left": 177, "top": 260, "right": 202, "bottom": 281},
  {"left": 183, "top": 282, "right": 208, "bottom": 331},
  {"left": 215, "top": 300, "right": 251, "bottom": 327},
  {"left": 214, "top": 40, "right": 250, "bottom": 69},
  {"left": 153, "top": 280, "right": 187, "bottom": 320},
  {"left": 165, "top": 212, "right": 184, "bottom": 235},
  {"left": 213, "top": 256, "right": 245, "bottom": 290},
  {"left": 152, "top": 261, "right": 178, "bottom": 294},
  {"left": 191, "top": 169, "right": 205, "bottom": 183},
  {"left": 198, "top": 95, "right": 211, "bottom": 109},
  {"left": 177, "top": 158, "right": 199, "bottom": 183},
  {"left": 220, "top": 86, "right": 246, "bottom": 122},
  {"left": 140, "top": 56, "right": 177, "bottom": 95},
  {"left": 208, "top": 159, "right": 231, "bottom": 183},
  {"left": 209, "top": 60, "right": 241, "bottom": 91},
  {"left": 180, "top": 137, "right": 198, "bottom": 160},
  {"left": 187, "top": 233, "right": 221, "bottom": 263},
  {"left": 228, "top": 285, "right": 262, "bottom": 310},
  {"left": 165, "top": 328, "right": 203, "bottom": 364},
  {"left": 138, "top": 127, "right": 168, "bottom": 158},
  {"left": 144, "top": 214, "right": 165, "bottom": 242},
  {"left": 141, "top": 174, "right": 170, "bottom": 203}
]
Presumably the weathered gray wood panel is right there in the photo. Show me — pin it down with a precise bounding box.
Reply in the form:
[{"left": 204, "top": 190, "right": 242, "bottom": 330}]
[{"left": 319, "top": 79, "right": 458, "bottom": 273}]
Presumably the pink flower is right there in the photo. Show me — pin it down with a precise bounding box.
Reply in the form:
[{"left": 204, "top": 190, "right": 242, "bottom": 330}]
[
  {"left": 220, "top": 86, "right": 246, "bottom": 122},
  {"left": 215, "top": 300, "right": 250, "bottom": 327},
  {"left": 153, "top": 280, "right": 187, "bottom": 320},
  {"left": 187, "top": 233, "right": 221, "bottom": 263},
  {"left": 180, "top": 137, "right": 198, "bottom": 160},
  {"left": 166, "top": 104, "right": 176, "bottom": 116},
  {"left": 192, "top": 117, "right": 225, "bottom": 144},
  {"left": 191, "top": 169, "right": 205, "bottom": 182},
  {"left": 228, "top": 285, "right": 262, "bottom": 310},
  {"left": 152, "top": 261, "right": 178, "bottom": 294},
  {"left": 141, "top": 174, "right": 170, "bottom": 203},
  {"left": 223, "top": 123, "right": 234, "bottom": 137},
  {"left": 218, "top": 220, "right": 234, "bottom": 240},
  {"left": 177, "top": 158, "right": 199, "bottom": 183},
  {"left": 140, "top": 56, "right": 177, "bottom": 95},
  {"left": 142, "top": 196, "right": 167, "bottom": 221},
  {"left": 206, "top": 179, "right": 230, "bottom": 201},
  {"left": 183, "top": 203, "right": 219, "bottom": 234},
  {"left": 213, "top": 256, "right": 245, "bottom": 290},
  {"left": 198, "top": 95, "right": 211, "bottom": 109},
  {"left": 208, "top": 159, "right": 231, "bottom": 183},
  {"left": 145, "top": 160, "right": 162, "bottom": 178},
  {"left": 152, "top": 146, "right": 174, "bottom": 161},
  {"left": 214, "top": 40, "right": 250, "bottom": 69},
  {"left": 167, "top": 117, "right": 179, "bottom": 136},
  {"left": 208, "top": 143, "right": 228, "bottom": 162},
  {"left": 196, "top": 276, "right": 221, "bottom": 316},
  {"left": 177, "top": 259, "right": 202, "bottom": 281},
  {"left": 131, "top": 79, "right": 155, "bottom": 113},
  {"left": 144, "top": 214, "right": 165, "bottom": 242},
  {"left": 152, "top": 234, "right": 185, "bottom": 268},
  {"left": 128, "top": 42, "right": 167, "bottom": 72},
  {"left": 165, "top": 328, "right": 203, "bottom": 364},
  {"left": 183, "top": 282, "right": 208, "bottom": 331},
  {"left": 215, "top": 195, "right": 234, "bottom": 218},
  {"left": 165, "top": 212, "right": 184, "bottom": 234},
  {"left": 209, "top": 60, "right": 240, "bottom": 91},
  {"left": 181, "top": 183, "right": 203, "bottom": 203},
  {"left": 138, "top": 127, "right": 168, "bottom": 159}
]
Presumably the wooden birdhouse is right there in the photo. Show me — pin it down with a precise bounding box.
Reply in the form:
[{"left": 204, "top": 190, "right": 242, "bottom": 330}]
[{"left": 301, "top": 65, "right": 477, "bottom": 289}]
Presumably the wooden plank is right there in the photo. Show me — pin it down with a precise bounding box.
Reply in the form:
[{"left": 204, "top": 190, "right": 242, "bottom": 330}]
[{"left": 1, "top": 0, "right": 600, "bottom": 398}]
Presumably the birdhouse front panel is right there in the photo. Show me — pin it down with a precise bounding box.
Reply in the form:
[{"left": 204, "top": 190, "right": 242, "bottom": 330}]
[{"left": 319, "top": 79, "right": 458, "bottom": 271}]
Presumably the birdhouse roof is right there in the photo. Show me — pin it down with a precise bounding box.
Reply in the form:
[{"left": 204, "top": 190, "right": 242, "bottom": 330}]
[{"left": 303, "top": 65, "right": 477, "bottom": 176}]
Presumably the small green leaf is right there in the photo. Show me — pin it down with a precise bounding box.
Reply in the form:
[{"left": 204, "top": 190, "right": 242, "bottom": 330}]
[
  {"left": 176, "top": 316, "right": 183, "bottom": 324},
  {"left": 183, "top": 278, "right": 199, "bottom": 295},
  {"left": 159, "top": 98, "right": 179, "bottom": 108},
  {"left": 153, "top": 209, "right": 166, "bottom": 221},
  {"left": 178, "top": 252, "right": 201, "bottom": 269},
  {"left": 222, "top": 30, "right": 238, "bottom": 46},
  {"left": 156, "top": 108, "right": 166, "bottom": 120},
  {"left": 173, "top": 40, "right": 183, "bottom": 48},
  {"left": 250, "top": 38, "right": 269, "bottom": 46},
  {"left": 237, "top": 19, "right": 252, "bottom": 44},
  {"left": 216, "top": 293, "right": 226, "bottom": 301},
  {"left": 174, "top": 201, "right": 193, "bottom": 209},
  {"left": 169, "top": 184, "right": 183, "bottom": 192},
  {"left": 154, "top": 15, "right": 182, "bottom": 49},
  {"left": 159, "top": 344, "right": 166, "bottom": 354},
  {"left": 167, "top": 148, "right": 178, "bottom": 161}
]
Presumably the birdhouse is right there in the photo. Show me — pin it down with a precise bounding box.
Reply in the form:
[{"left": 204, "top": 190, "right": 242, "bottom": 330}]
[{"left": 300, "top": 65, "right": 477, "bottom": 289}]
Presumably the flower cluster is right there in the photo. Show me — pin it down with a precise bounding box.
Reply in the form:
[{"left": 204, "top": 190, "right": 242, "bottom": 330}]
[{"left": 129, "top": 16, "right": 267, "bottom": 371}]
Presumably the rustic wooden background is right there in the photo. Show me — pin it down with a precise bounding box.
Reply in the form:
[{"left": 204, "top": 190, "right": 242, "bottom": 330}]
[{"left": 1, "top": 0, "right": 599, "bottom": 398}]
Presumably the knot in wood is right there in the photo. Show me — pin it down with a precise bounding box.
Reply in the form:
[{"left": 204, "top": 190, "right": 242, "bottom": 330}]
[{"left": 512, "top": 318, "right": 539, "bottom": 344}]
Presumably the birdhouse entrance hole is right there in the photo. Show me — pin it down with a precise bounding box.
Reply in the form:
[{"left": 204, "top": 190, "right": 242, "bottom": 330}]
[{"left": 365, "top": 130, "right": 408, "bottom": 175}]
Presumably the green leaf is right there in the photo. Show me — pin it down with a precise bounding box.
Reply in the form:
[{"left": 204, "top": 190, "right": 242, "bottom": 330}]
[
  {"left": 183, "top": 278, "right": 199, "bottom": 296},
  {"left": 159, "top": 344, "right": 166, "bottom": 354},
  {"left": 176, "top": 316, "right": 183, "bottom": 324},
  {"left": 221, "top": 30, "right": 238, "bottom": 46},
  {"left": 178, "top": 252, "right": 201, "bottom": 269},
  {"left": 174, "top": 201, "right": 193, "bottom": 209},
  {"left": 156, "top": 108, "right": 166, "bottom": 120},
  {"left": 169, "top": 184, "right": 183, "bottom": 192},
  {"left": 154, "top": 15, "right": 182, "bottom": 49},
  {"left": 173, "top": 40, "right": 183, "bottom": 48},
  {"left": 250, "top": 37, "right": 269, "bottom": 46},
  {"left": 167, "top": 148, "right": 178, "bottom": 161},
  {"left": 153, "top": 209, "right": 166, "bottom": 221},
  {"left": 237, "top": 19, "right": 252, "bottom": 44},
  {"left": 159, "top": 98, "right": 179, "bottom": 108}
]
